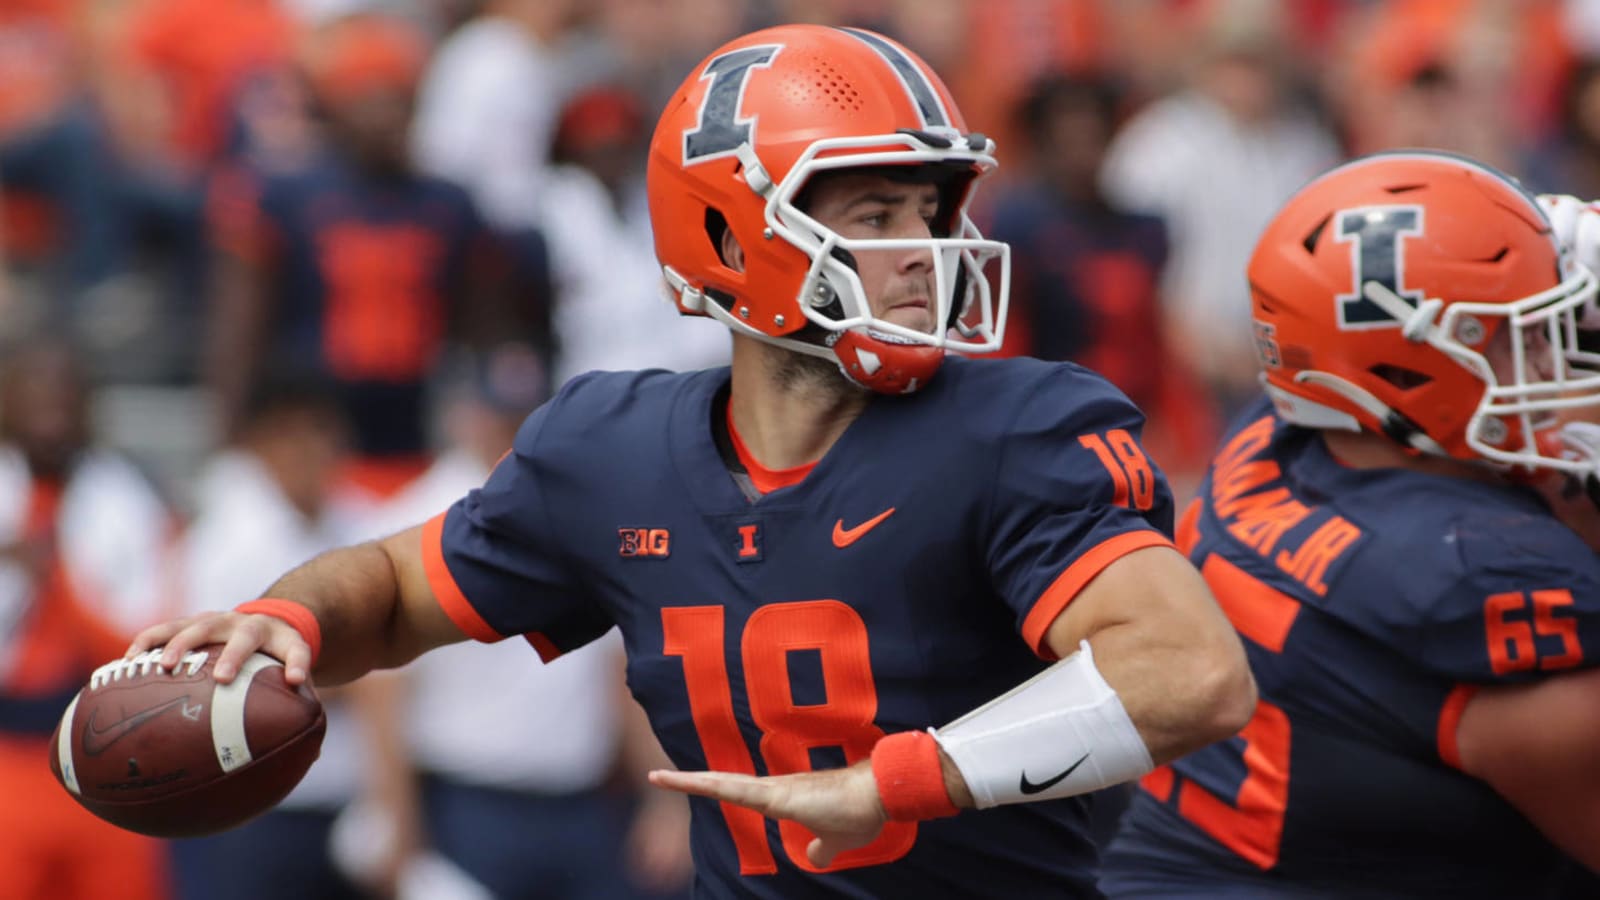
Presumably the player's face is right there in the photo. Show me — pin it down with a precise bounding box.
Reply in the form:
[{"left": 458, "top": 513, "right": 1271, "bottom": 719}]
[
  {"left": 804, "top": 172, "right": 939, "bottom": 335},
  {"left": 327, "top": 87, "right": 415, "bottom": 174},
  {"left": 1485, "top": 319, "right": 1559, "bottom": 426},
  {"left": 1485, "top": 320, "right": 1556, "bottom": 380}
]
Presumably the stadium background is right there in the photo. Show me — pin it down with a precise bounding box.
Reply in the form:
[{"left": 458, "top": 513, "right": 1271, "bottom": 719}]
[{"left": 1, "top": 0, "right": 1596, "bottom": 898}]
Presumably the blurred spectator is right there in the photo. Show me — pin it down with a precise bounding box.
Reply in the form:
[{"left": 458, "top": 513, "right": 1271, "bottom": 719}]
[
  {"left": 0, "top": 4, "right": 193, "bottom": 371},
  {"left": 1332, "top": 0, "right": 1572, "bottom": 165},
  {"left": 0, "top": 337, "right": 176, "bottom": 900},
  {"left": 207, "top": 12, "right": 536, "bottom": 504},
  {"left": 990, "top": 75, "right": 1168, "bottom": 380},
  {"left": 1376, "top": 61, "right": 1511, "bottom": 163},
  {"left": 592, "top": 0, "right": 751, "bottom": 114},
  {"left": 1525, "top": 58, "right": 1600, "bottom": 197},
  {"left": 540, "top": 86, "right": 728, "bottom": 384},
  {"left": 348, "top": 346, "right": 693, "bottom": 900},
  {"left": 1101, "top": 10, "right": 1338, "bottom": 417},
  {"left": 987, "top": 72, "right": 1216, "bottom": 497},
  {"left": 0, "top": 5, "right": 146, "bottom": 344},
  {"left": 892, "top": 0, "right": 1109, "bottom": 157},
  {"left": 165, "top": 372, "right": 376, "bottom": 900},
  {"left": 108, "top": 0, "right": 300, "bottom": 174},
  {"left": 411, "top": 0, "right": 581, "bottom": 231}
]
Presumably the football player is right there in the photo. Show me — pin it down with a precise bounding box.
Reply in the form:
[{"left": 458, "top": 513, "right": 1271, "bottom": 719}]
[
  {"left": 1100, "top": 151, "right": 1600, "bottom": 898},
  {"left": 128, "top": 25, "right": 1254, "bottom": 896}
]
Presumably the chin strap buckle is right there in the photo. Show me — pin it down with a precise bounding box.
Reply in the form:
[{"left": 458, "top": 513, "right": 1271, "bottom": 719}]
[{"left": 660, "top": 266, "right": 708, "bottom": 314}]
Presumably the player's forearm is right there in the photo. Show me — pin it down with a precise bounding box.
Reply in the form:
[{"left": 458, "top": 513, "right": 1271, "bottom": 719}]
[
  {"left": 1043, "top": 548, "right": 1257, "bottom": 763},
  {"left": 1088, "top": 618, "right": 1256, "bottom": 764},
  {"left": 262, "top": 541, "right": 417, "bottom": 686}
]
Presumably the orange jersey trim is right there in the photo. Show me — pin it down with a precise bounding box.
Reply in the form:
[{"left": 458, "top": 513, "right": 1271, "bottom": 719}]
[
  {"left": 1436, "top": 684, "right": 1480, "bottom": 770},
  {"left": 421, "top": 511, "right": 501, "bottom": 643},
  {"left": 524, "top": 632, "right": 562, "bottom": 663},
  {"left": 1175, "top": 497, "right": 1203, "bottom": 556},
  {"left": 1141, "top": 764, "right": 1176, "bottom": 802},
  {"left": 1023, "top": 530, "right": 1175, "bottom": 659},
  {"left": 726, "top": 404, "right": 816, "bottom": 494},
  {"left": 1201, "top": 554, "right": 1301, "bottom": 653}
]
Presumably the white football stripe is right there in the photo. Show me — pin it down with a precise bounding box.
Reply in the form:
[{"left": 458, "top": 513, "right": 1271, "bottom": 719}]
[
  {"left": 58, "top": 692, "right": 82, "bottom": 795},
  {"left": 210, "top": 654, "right": 277, "bottom": 773}
]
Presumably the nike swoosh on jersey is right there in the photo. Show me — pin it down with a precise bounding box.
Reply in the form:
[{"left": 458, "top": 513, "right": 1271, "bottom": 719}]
[
  {"left": 832, "top": 507, "right": 896, "bottom": 548},
  {"left": 81, "top": 695, "right": 190, "bottom": 756},
  {"left": 1018, "top": 752, "right": 1091, "bottom": 796}
]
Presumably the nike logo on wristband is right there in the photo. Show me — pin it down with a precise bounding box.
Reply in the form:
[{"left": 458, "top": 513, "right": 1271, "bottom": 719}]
[{"left": 1018, "top": 752, "right": 1091, "bottom": 795}]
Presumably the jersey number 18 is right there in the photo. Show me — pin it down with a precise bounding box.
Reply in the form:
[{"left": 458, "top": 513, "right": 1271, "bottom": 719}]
[{"left": 664, "top": 600, "right": 916, "bottom": 874}]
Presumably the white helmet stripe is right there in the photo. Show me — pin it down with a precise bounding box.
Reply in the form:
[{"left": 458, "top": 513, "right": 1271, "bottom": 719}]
[{"left": 840, "top": 28, "right": 949, "bottom": 128}]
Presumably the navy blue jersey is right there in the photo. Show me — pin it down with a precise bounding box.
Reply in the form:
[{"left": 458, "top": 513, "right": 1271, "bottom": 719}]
[
  {"left": 217, "top": 156, "right": 488, "bottom": 456},
  {"left": 422, "top": 356, "right": 1175, "bottom": 897},
  {"left": 1101, "top": 397, "right": 1600, "bottom": 899}
]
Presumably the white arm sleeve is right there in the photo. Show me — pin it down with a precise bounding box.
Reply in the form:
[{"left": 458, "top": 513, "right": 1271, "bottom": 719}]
[{"left": 931, "top": 640, "right": 1153, "bottom": 808}]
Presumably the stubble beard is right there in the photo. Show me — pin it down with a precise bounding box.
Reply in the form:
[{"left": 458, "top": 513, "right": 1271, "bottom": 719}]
[{"left": 771, "top": 346, "right": 860, "bottom": 403}]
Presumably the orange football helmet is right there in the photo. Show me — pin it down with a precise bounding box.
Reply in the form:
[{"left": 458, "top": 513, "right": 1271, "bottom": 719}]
[
  {"left": 1248, "top": 151, "right": 1600, "bottom": 473},
  {"left": 647, "top": 24, "right": 1009, "bottom": 393}
]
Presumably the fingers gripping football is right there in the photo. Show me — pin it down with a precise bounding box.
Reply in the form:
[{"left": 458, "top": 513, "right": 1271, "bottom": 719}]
[{"left": 127, "top": 611, "right": 313, "bottom": 685}]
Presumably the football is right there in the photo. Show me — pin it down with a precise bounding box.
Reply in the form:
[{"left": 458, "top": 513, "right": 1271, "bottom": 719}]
[{"left": 49, "top": 645, "right": 325, "bottom": 838}]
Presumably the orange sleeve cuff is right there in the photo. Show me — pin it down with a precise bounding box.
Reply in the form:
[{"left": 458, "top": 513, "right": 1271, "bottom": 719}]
[
  {"left": 1021, "top": 530, "right": 1174, "bottom": 658},
  {"left": 1437, "top": 684, "right": 1479, "bottom": 770},
  {"left": 421, "top": 511, "right": 503, "bottom": 643}
]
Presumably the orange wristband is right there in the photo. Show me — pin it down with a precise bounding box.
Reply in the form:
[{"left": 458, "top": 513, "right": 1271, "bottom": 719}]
[
  {"left": 234, "top": 598, "right": 322, "bottom": 665},
  {"left": 871, "top": 730, "right": 960, "bottom": 822}
]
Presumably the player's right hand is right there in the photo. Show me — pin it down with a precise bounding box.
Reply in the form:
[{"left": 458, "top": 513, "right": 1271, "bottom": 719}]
[
  {"left": 648, "top": 760, "right": 889, "bottom": 868},
  {"left": 125, "top": 611, "right": 313, "bottom": 685}
]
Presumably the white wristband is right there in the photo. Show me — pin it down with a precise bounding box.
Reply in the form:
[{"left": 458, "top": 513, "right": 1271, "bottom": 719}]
[{"left": 930, "top": 640, "right": 1152, "bottom": 808}]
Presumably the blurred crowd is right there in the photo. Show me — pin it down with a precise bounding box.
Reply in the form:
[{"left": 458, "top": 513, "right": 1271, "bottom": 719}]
[{"left": 5, "top": 0, "right": 1600, "bottom": 898}]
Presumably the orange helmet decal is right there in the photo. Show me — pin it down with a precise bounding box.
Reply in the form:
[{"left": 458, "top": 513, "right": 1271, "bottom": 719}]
[
  {"left": 1249, "top": 150, "right": 1600, "bottom": 473},
  {"left": 647, "top": 24, "right": 1010, "bottom": 394}
]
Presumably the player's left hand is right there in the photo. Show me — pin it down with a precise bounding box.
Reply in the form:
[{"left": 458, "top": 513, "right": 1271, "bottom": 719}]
[{"left": 648, "top": 761, "right": 888, "bottom": 868}]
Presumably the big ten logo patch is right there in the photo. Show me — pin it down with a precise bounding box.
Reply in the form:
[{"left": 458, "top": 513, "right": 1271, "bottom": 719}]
[{"left": 619, "top": 528, "right": 671, "bottom": 558}]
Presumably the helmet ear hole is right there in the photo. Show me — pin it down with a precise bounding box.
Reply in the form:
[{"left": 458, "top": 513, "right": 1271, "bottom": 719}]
[
  {"left": 705, "top": 208, "right": 731, "bottom": 265},
  {"left": 1369, "top": 363, "right": 1433, "bottom": 390}
]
